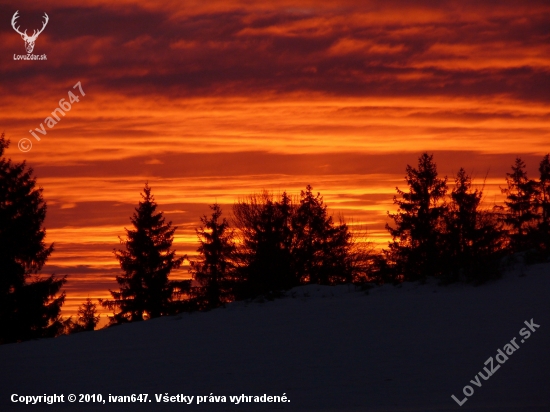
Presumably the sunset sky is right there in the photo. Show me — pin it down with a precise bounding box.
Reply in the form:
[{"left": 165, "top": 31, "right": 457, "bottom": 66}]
[{"left": 1, "top": 0, "right": 549, "bottom": 320}]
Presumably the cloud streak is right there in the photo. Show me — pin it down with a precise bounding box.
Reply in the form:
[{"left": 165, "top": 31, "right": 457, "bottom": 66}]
[{"left": 1, "top": 0, "right": 548, "bottom": 320}]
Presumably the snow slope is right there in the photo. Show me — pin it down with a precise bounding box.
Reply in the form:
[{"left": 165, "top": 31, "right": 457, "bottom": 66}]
[{"left": 1, "top": 262, "right": 549, "bottom": 412}]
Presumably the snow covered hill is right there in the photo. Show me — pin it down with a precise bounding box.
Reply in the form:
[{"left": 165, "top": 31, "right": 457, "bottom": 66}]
[{"left": 1, "top": 262, "right": 549, "bottom": 412}]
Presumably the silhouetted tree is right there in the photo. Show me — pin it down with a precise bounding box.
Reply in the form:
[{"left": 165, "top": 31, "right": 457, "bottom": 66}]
[
  {"left": 233, "top": 186, "right": 362, "bottom": 297},
  {"left": 0, "top": 133, "right": 66, "bottom": 344},
  {"left": 102, "top": 184, "right": 185, "bottom": 324},
  {"left": 233, "top": 192, "right": 297, "bottom": 299},
  {"left": 531, "top": 154, "right": 550, "bottom": 257},
  {"left": 501, "top": 157, "right": 538, "bottom": 252},
  {"left": 446, "top": 169, "right": 480, "bottom": 259},
  {"left": 539, "top": 154, "right": 550, "bottom": 228},
  {"left": 443, "top": 168, "right": 505, "bottom": 283},
  {"left": 190, "top": 204, "right": 236, "bottom": 309},
  {"left": 293, "top": 185, "right": 354, "bottom": 285},
  {"left": 385, "top": 153, "right": 448, "bottom": 282},
  {"left": 70, "top": 298, "right": 100, "bottom": 333}
]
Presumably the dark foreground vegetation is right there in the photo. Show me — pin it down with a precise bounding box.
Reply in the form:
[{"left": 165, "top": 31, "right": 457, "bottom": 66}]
[{"left": 1, "top": 131, "right": 549, "bottom": 343}]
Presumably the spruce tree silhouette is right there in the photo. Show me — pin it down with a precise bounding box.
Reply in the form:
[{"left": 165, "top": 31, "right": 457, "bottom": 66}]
[
  {"left": 385, "top": 153, "right": 447, "bottom": 282},
  {"left": 501, "top": 157, "right": 538, "bottom": 252},
  {"left": 102, "top": 183, "right": 185, "bottom": 324},
  {"left": 444, "top": 168, "right": 505, "bottom": 283},
  {"left": 190, "top": 204, "right": 236, "bottom": 309},
  {"left": 447, "top": 169, "right": 479, "bottom": 261},
  {"left": 538, "top": 155, "right": 550, "bottom": 230},
  {"left": 70, "top": 298, "right": 100, "bottom": 333},
  {"left": 233, "top": 192, "right": 297, "bottom": 299},
  {"left": 293, "top": 185, "right": 354, "bottom": 285},
  {"left": 536, "top": 154, "right": 550, "bottom": 255},
  {"left": 0, "top": 133, "right": 66, "bottom": 344},
  {"left": 233, "top": 186, "right": 359, "bottom": 298}
]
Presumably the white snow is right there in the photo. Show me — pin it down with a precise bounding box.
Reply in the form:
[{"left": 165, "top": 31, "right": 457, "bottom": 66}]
[{"left": 1, "top": 262, "right": 549, "bottom": 411}]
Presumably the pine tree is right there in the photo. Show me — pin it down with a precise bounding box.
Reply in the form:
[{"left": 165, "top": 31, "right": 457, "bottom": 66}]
[
  {"left": 190, "top": 204, "right": 236, "bottom": 309},
  {"left": 292, "top": 185, "right": 353, "bottom": 285},
  {"left": 444, "top": 168, "right": 505, "bottom": 282},
  {"left": 102, "top": 184, "right": 184, "bottom": 324},
  {"left": 533, "top": 154, "right": 550, "bottom": 256},
  {"left": 447, "top": 169, "right": 480, "bottom": 260},
  {"left": 385, "top": 153, "right": 448, "bottom": 281},
  {"left": 539, "top": 154, "right": 550, "bottom": 227},
  {"left": 444, "top": 168, "right": 480, "bottom": 281},
  {"left": 233, "top": 191, "right": 297, "bottom": 299},
  {"left": 233, "top": 187, "right": 359, "bottom": 297},
  {"left": 70, "top": 298, "right": 100, "bottom": 333},
  {"left": 501, "top": 157, "right": 538, "bottom": 252},
  {"left": 0, "top": 133, "right": 66, "bottom": 344}
]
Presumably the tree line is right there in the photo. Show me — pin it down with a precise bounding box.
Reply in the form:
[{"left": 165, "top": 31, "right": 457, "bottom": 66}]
[
  {"left": 99, "top": 183, "right": 373, "bottom": 322},
  {"left": 1, "top": 131, "right": 548, "bottom": 343},
  {"left": 384, "top": 153, "right": 550, "bottom": 284}
]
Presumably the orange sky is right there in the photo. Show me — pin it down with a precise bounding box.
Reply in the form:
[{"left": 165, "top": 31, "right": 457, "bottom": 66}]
[{"left": 1, "top": 0, "right": 549, "bottom": 321}]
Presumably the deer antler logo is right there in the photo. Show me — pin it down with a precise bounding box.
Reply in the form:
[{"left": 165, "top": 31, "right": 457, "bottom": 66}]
[{"left": 11, "top": 11, "right": 49, "bottom": 54}]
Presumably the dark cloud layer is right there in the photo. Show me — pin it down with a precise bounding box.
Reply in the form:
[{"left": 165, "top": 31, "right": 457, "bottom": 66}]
[
  {"left": 34, "top": 150, "right": 547, "bottom": 180},
  {"left": 1, "top": 1, "right": 549, "bottom": 101}
]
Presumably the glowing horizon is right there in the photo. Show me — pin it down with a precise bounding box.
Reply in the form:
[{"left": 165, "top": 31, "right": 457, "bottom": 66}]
[{"left": 1, "top": 0, "right": 549, "bottom": 322}]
